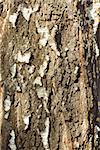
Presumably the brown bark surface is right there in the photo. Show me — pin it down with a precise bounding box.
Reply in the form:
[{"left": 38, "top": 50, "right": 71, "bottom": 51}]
[{"left": 0, "top": 0, "right": 99, "bottom": 149}]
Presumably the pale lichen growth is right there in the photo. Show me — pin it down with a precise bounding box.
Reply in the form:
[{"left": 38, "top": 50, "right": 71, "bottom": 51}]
[
  {"left": 21, "top": 6, "right": 33, "bottom": 21},
  {"left": 9, "top": 4, "right": 39, "bottom": 27},
  {"left": 8, "top": 130, "right": 17, "bottom": 150},
  {"left": 64, "top": 47, "right": 69, "bottom": 52},
  {"left": 36, "top": 87, "right": 48, "bottom": 101},
  {"left": 74, "top": 66, "right": 79, "bottom": 75},
  {"left": 36, "top": 87, "right": 49, "bottom": 113},
  {"left": 90, "top": 1, "right": 100, "bottom": 58},
  {"left": 74, "top": 141, "right": 80, "bottom": 149},
  {"left": 95, "top": 125, "right": 100, "bottom": 139},
  {"left": 28, "top": 65, "right": 35, "bottom": 74},
  {"left": 4, "top": 95, "right": 11, "bottom": 119},
  {"left": 4, "top": 112, "right": 9, "bottom": 119},
  {"left": 39, "top": 55, "right": 49, "bottom": 77},
  {"left": 10, "top": 64, "right": 17, "bottom": 78},
  {"left": 37, "top": 26, "right": 49, "bottom": 47},
  {"left": 95, "top": 42, "right": 99, "bottom": 58},
  {"left": 36, "top": 22, "right": 60, "bottom": 56},
  {"left": 0, "top": 0, "right": 3, "bottom": 3},
  {"left": 20, "top": 4, "right": 39, "bottom": 21},
  {"left": 32, "top": 4, "right": 39, "bottom": 12},
  {"left": 96, "top": 125, "right": 100, "bottom": 132},
  {"left": 23, "top": 115, "right": 31, "bottom": 130},
  {"left": 9, "top": 13, "right": 18, "bottom": 28},
  {"left": 90, "top": 2, "right": 100, "bottom": 34},
  {"left": 17, "top": 51, "right": 31, "bottom": 63},
  {"left": 41, "top": 117, "right": 50, "bottom": 150},
  {"left": 4, "top": 95, "right": 11, "bottom": 112},
  {"left": 33, "top": 76, "right": 42, "bottom": 86},
  {"left": 36, "top": 104, "right": 42, "bottom": 113}
]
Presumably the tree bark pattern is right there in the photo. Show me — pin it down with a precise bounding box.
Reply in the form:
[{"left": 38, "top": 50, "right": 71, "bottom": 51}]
[{"left": 0, "top": 0, "right": 99, "bottom": 149}]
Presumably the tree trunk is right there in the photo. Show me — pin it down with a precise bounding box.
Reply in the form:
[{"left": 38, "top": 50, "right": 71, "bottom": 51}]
[{"left": 0, "top": 0, "right": 100, "bottom": 149}]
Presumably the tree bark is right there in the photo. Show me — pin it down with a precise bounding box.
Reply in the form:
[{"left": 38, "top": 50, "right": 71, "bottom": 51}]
[{"left": 0, "top": 0, "right": 100, "bottom": 149}]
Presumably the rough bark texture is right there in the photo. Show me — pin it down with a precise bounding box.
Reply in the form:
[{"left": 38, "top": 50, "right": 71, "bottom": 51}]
[{"left": 0, "top": 0, "right": 100, "bottom": 150}]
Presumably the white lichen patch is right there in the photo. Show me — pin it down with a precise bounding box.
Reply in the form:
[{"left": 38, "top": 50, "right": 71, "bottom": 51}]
[
  {"left": 33, "top": 76, "right": 42, "bottom": 86},
  {"left": 9, "top": 13, "right": 18, "bottom": 28},
  {"left": 95, "top": 125, "right": 100, "bottom": 139},
  {"left": 64, "top": 47, "right": 69, "bottom": 52},
  {"left": 37, "top": 26, "right": 49, "bottom": 47},
  {"left": 90, "top": 3, "right": 100, "bottom": 34},
  {"left": 4, "top": 112, "right": 9, "bottom": 119},
  {"left": 74, "top": 66, "right": 79, "bottom": 74},
  {"left": 36, "top": 22, "right": 60, "bottom": 56},
  {"left": 17, "top": 51, "right": 31, "bottom": 63},
  {"left": 96, "top": 125, "right": 100, "bottom": 132},
  {"left": 41, "top": 117, "right": 50, "bottom": 150},
  {"left": 16, "top": 85, "right": 21, "bottom": 92},
  {"left": 10, "top": 64, "right": 17, "bottom": 78},
  {"left": 89, "top": 1, "right": 100, "bottom": 58},
  {"left": 33, "top": 4, "right": 39, "bottom": 12},
  {"left": 9, "top": 4, "right": 39, "bottom": 27},
  {"left": 23, "top": 115, "right": 31, "bottom": 130},
  {"left": 39, "top": 38, "right": 48, "bottom": 47},
  {"left": 8, "top": 130, "right": 17, "bottom": 150},
  {"left": 20, "top": 4, "right": 39, "bottom": 21},
  {"left": 39, "top": 55, "right": 49, "bottom": 77},
  {"left": 4, "top": 95, "right": 11, "bottom": 112},
  {"left": 0, "top": 0, "right": 3, "bottom": 2},
  {"left": 36, "top": 104, "right": 42, "bottom": 113},
  {"left": 39, "top": 61, "right": 48, "bottom": 77},
  {"left": 28, "top": 65, "right": 35, "bottom": 74},
  {"left": 95, "top": 43, "right": 99, "bottom": 57},
  {"left": 36, "top": 87, "right": 48, "bottom": 101},
  {"left": 74, "top": 141, "right": 79, "bottom": 148},
  {"left": 21, "top": 6, "right": 33, "bottom": 21}
]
